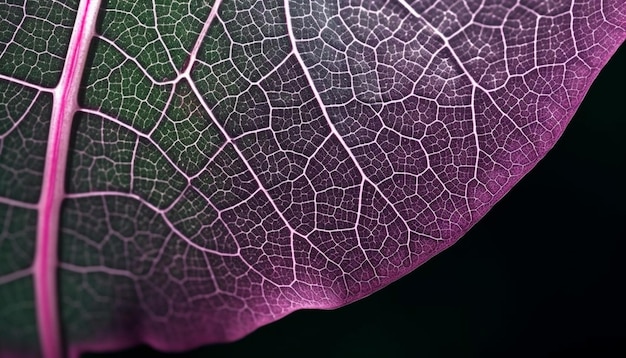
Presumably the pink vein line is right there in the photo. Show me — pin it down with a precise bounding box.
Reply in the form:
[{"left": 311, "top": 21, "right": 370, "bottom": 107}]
[{"left": 34, "top": 1, "right": 100, "bottom": 357}]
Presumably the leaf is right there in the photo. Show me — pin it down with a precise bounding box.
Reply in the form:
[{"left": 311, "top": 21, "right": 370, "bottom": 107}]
[{"left": 0, "top": 1, "right": 624, "bottom": 358}]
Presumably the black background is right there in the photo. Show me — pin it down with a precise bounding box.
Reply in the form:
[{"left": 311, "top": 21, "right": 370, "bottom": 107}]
[{"left": 89, "top": 43, "right": 626, "bottom": 358}]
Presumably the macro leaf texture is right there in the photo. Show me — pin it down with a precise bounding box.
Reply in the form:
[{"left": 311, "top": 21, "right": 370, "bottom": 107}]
[{"left": 0, "top": 0, "right": 625, "bottom": 357}]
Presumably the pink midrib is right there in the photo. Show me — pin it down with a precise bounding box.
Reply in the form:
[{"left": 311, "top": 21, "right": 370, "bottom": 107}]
[{"left": 34, "top": 1, "right": 97, "bottom": 357}]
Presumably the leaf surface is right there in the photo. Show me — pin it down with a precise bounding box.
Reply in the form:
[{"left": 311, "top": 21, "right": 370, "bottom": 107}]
[{"left": 0, "top": 1, "right": 624, "bottom": 357}]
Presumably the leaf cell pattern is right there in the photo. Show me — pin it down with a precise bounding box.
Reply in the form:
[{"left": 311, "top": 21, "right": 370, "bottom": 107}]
[{"left": 0, "top": 0, "right": 624, "bottom": 357}]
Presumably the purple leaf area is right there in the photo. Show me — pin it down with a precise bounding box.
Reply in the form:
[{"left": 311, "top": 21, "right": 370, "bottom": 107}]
[{"left": 0, "top": 1, "right": 624, "bottom": 358}]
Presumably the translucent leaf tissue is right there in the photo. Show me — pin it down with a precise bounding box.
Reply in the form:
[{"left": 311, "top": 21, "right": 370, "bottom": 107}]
[{"left": 0, "top": 1, "right": 624, "bottom": 357}]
